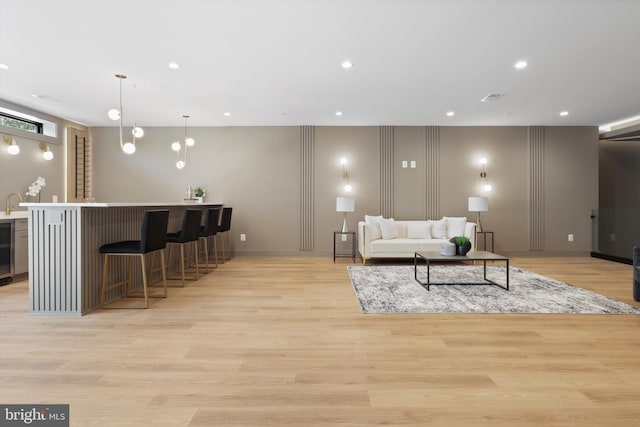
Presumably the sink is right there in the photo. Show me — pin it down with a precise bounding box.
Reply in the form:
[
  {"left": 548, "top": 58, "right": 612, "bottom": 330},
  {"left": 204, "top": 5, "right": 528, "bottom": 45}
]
[{"left": 0, "top": 211, "right": 28, "bottom": 220}]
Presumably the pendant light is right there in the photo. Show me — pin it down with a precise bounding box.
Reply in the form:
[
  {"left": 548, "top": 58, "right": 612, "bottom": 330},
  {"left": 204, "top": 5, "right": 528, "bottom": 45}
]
[
  {"left": 107, "top": 74, "right": 143, "bottom": 155},
  {"left": 171, "top": 114, "right": 195, "bottom": 169}
]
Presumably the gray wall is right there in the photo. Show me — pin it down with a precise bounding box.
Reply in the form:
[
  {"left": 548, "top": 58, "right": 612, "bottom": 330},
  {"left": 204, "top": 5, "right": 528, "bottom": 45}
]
[
  {"left": 91, "top": 125, "right": 598, "bottom": 256},
  {"left": 0, "top": 132, "right": 67, "bottom": 209},
  {"left": 598, "top": 139, "right": 640, "bottom": 259}
]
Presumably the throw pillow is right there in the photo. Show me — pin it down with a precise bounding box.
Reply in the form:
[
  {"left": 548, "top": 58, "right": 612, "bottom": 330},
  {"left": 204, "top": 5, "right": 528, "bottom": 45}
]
[
  {"left": 407, "top": 222, "right": 430, "bottom": 239},
  {"left": 379, "top": 217, "right": 398, "bottom": 240},
  {"left": 431, "top": 218, "right": 448, "bottom": 239},
  {"left": 444, "top": 216, "right": 467, "bottom": 239},
  {"left": 364, "top": 215, "right": 383, "bottom": 240}
]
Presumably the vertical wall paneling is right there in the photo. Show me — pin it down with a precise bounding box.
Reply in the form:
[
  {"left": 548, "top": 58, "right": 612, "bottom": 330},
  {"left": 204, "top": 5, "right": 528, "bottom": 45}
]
[
  {"left": 425, "top": 126, "right": 440, "bottom": 219},
  {"left": 299, "top": 126, "right": 314, "bottom": 251},
  {"left": 379, "top": 126, "right": 394, "bottom": 218},
  {"left": 529, "top": 126, "right": 545, "bottom": 250}
]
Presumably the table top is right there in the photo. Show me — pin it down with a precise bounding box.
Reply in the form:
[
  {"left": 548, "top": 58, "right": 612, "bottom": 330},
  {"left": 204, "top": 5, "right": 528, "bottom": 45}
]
[{"left": 415, "top": 250, "right": 508, "bottom": 261}]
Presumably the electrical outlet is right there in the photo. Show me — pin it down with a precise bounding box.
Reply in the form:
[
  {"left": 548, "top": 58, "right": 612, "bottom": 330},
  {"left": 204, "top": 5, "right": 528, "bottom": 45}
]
[
  {"left": 240, "top": 234, "right": 246, "bottom": 241},
  {"left": 568, "top": 233, "right": 574, "bottom": 242},
  {"left": 341, "top": 234, "right": 347, "bottom": 242}
]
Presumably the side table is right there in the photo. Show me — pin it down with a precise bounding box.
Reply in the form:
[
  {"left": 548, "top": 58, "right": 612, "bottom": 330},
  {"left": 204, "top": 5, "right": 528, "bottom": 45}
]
[
  {"left": 333, "top": 231, "right": 356, "bottom": 263},
  {"left": 476, "top": 231, "right": 494, "bottom": 253}
]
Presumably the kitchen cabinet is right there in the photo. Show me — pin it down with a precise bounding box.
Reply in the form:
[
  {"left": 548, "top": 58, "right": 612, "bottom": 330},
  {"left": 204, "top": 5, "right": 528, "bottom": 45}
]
[{"left": 14, "top": 219, "right": 28, "bottom": 275}]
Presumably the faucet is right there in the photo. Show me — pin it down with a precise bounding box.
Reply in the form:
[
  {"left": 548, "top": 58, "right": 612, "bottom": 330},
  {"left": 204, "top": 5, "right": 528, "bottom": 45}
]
[{"left": 5, "top": 192, "right": 23, "bottom": 215}]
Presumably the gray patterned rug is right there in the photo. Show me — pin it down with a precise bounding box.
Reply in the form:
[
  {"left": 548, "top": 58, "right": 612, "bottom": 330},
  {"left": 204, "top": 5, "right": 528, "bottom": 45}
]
[{"left": 347, "top": 265, "right": 640, "bottom": 314}]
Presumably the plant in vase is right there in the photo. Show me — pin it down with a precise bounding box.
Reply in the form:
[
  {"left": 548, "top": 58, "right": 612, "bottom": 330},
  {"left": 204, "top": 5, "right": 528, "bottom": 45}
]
[
  {"left": 450, "top": 236, "right": 471, "bottom": 256},
  {"left": 25, "top": 176, "right": 46, "bottom": 202},
  {"left": 194, "top": 187, "right": 205, "bottom": 203}
]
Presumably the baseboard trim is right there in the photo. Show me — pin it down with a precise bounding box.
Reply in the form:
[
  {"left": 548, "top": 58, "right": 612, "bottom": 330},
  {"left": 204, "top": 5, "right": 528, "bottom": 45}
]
[{"left": 591, "top": 252, "right": 632, "bottom": 265}]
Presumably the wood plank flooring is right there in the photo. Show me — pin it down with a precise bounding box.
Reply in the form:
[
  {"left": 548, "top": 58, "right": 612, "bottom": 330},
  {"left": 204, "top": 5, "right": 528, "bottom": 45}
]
[{"left": 1, "top": 256, "right": 639, "bottom": 426}]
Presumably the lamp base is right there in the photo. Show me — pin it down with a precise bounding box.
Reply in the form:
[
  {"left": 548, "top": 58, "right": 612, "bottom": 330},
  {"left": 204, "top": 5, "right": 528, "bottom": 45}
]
[
  {"left": 341, "top": 215, "right": 349, "bottom": 233},
  {"left": 476, "top": 212, "right": 483, "bottom": 233}
]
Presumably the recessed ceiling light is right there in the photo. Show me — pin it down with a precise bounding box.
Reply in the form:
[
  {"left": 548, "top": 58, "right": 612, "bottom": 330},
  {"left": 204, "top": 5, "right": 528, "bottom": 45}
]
[
  {"left": 0, "top": 63, "right": 9, "bottom": 70},
  {"left": 341, "top": 60, "right": 353, "bottom": 69},
  {"left": 514, "top": 60, "right": 528, "bottom": 70},
  {"left": 560, "top": 111, "right": 569, "bottom": 116},
  {"left": 446, "top": 111, "right": 455, "bottom": 117},
  {"left": 223, "top": 112, "right": 231, "bottom": 117},
  {"left": 168, "top": 62, "right": 180, "bottom": 69},
  {"left": 335, "top": 111, "right": 343, "bottom": 116}
]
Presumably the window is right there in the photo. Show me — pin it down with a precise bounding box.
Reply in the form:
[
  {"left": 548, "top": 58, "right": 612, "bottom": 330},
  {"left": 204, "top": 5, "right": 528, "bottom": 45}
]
[{"left": 0, "top": 112, "right": 43, "bottom": 134}]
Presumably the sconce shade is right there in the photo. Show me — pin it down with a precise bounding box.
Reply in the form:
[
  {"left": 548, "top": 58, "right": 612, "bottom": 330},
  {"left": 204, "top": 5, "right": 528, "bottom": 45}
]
[
  {"left": 468, "top": 196, "right": 488, "bottom": 212},
  {"left": 7, "top": 139, "right": 20, "bottom": 155},
  {"left": 336, "top": 196, "right": 355, "bottom": 212}
]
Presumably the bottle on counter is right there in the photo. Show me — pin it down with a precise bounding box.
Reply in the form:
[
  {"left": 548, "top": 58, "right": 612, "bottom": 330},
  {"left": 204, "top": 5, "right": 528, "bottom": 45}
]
[{"left": 186, "top": 185, "right": 192, "bottom": 199}]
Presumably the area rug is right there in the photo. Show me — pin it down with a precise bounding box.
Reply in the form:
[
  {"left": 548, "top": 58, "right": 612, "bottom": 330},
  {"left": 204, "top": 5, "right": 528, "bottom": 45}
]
[{"left": 347, "top": 265, "right": 640, "bottom": 314}]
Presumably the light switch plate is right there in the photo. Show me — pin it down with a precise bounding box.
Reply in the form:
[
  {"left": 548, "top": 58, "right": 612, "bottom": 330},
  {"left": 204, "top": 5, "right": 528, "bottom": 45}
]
[
  {"left": 410, "top": 160, "right": 416, "bottom": 168},
  {"left": 402, "top": 160, "right": 408, "bottom": 168}
]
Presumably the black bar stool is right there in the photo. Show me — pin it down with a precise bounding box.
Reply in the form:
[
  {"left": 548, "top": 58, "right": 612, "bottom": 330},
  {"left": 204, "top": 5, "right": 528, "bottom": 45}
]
[
  {"left": 100, "top": 209, "right": 169, "bottom": 309},
  {"left": 199, "top": 207, "right": 220, "bottom": 272},
  {"left": 218, "top": 207, "right": 233, "bottom": 262},
  {"left": 166, "top": 209, "right": 202, "bottom": 286}
]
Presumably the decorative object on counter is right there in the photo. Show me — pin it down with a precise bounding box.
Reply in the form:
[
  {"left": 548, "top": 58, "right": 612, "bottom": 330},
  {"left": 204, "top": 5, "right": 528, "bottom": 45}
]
[
  {"left": 3, "top": 135, "right": 20, "bottom": 155},
  {"left": 26, "top": 176, "right": 46, "bottom": 202},
  {"left": 172, "top": 114, "right": 195, "bottom": 169},
  {"left": 468, "top": 196, "right": 488, "bottom": 232},
  {"left": 107, "top": 74, "right": 143, "bottom": 155},
  {"left": 450, "top": 236, "right": 471, "bottom": 256},
  {"left": 194, "top": 187, "right": 205, "bottom": 203}
]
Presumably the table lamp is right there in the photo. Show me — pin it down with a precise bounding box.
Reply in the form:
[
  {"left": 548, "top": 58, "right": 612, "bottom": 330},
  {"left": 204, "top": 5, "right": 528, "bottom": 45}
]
[
  {"left": 336, "top": 196, "right": 355, "bottom": 232},
  {"left": 468, "top": 196, "right": 488, "bottom": 232}
]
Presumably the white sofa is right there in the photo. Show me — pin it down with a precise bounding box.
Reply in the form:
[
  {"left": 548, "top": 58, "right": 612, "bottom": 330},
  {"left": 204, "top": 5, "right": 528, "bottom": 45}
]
[{"left": 357, "top": 216, "right": 476, "bottom": 264}]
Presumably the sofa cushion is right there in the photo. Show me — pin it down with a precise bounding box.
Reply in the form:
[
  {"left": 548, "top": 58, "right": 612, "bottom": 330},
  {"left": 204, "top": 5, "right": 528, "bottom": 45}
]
[
  {"left": 407, "top": 222, "right": 430, "bottom": 239},
  {"left": 431, "top": 219, "right": 448, "bottom": 239},
  {"left": 365, "top": 215, "right": 383, "bottom": 240},
  {"left": 445, "top": 216, "right": 467, "bottom": 239},
  {"left": 371, "top": 238, "right": 422, "bottom": 253},
  {"left": 379, "top": 217, "right": 398, "bottom": 240}
]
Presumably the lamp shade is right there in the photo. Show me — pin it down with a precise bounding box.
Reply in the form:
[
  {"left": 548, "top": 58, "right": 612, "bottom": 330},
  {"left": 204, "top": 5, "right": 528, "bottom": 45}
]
[
  {"left": 468, "top": 196, "right": 488, "bottom": 212},
  {"left": 336, "top": 196, "right": 355, "bottom": 212}
]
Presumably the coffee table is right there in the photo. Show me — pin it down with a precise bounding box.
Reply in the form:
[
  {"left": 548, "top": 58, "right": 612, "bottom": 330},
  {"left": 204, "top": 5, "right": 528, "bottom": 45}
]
[{"left": 414, "top": 251, "right": 509, "bottom": 291}]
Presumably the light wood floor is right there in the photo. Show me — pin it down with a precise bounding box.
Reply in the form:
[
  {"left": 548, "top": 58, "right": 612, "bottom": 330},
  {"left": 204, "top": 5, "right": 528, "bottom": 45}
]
[{"left": 1, "top": 256, "right": 639, "bottom": 426}]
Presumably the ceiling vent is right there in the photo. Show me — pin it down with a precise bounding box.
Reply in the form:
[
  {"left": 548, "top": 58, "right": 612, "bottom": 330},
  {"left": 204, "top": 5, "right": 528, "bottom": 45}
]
[{"left": 481, "top": 93, "right": 506, "bottom": 102}]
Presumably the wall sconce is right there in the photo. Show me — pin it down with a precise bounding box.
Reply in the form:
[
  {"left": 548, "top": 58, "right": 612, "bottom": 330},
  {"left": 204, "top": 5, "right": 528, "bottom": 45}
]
[
  {"left": 107, "top": 74, "right": 143, "bottom": 155},
  {"left": 171, "top": 114, "right": 195, "bottom": 169},
  {"left": 340, "top": 157, "right": 352, "bottom": 192},
  {"left": 3, "top": 135, "right": 20, "bottom": 155},
  {"left": 39, "top": 143, "right": 54, "bottom": 160},
  {"left": 480, "top": 157, "right": 492, "bottom": 192}
]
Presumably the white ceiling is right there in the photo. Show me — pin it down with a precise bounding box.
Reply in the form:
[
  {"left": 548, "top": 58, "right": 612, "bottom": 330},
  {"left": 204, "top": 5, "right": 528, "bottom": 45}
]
[{"left": 1, "top": 0, "right": 639, "bottom": 128}]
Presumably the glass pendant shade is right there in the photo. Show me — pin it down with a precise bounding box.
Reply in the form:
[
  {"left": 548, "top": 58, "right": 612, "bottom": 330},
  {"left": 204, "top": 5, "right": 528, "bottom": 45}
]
[
  {"left": 108, "top": 109, "right": 120, "bottom": 120},
  {"left": 171, "top": 141, "right": 181, "bottom": 151},
  {"left": 132, "top": 127, "right": 144, "bottom": 138},
  {"left": 186, "top": 137, "right": 195, "bottom": 147},
  {"left": 122, "top": 142, "right": 136, "bottom": 154},
  {"left": 176, "top": 160, "right": 185, "bottom": 169}
]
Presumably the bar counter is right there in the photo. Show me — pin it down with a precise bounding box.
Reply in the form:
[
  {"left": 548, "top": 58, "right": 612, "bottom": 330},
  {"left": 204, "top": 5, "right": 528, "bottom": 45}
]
[{"left": 21, "top": 202, "right": 222, "bottom": 315}]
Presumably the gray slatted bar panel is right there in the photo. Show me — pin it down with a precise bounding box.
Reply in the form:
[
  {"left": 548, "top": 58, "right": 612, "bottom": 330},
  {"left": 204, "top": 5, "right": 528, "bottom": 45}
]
[
  {"left": 299, "top": 126, "right": 314, "bottom": 251},
  {"left": 529, "top": 126, "right": 545, "bottom": 251},
  {"left": 379, "top": 126, "right": 394, "bottom": 218},
  {"left": 29, "top": 207, "right": 81, "bottom": 314},
  {"left": 425, "top": 126, "right": 440, "bottom": 219}
]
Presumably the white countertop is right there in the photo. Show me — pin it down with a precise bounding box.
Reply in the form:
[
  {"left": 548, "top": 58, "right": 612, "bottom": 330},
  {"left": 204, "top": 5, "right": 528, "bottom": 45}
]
[
  {"left": 19, "top": 201, "right": 223, "bottom": 208},
  {"left": 0, "top": 211, "right": 28, "bottom": 220}
]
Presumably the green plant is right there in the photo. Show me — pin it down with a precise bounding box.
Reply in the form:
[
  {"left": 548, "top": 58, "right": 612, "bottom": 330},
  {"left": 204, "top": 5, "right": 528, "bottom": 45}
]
[
  {"left": 194, "top": 187, "right": 205, "bottom": 197},
  {"left": 454, "top": 236, "right": 470, "bottom": 246}
]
